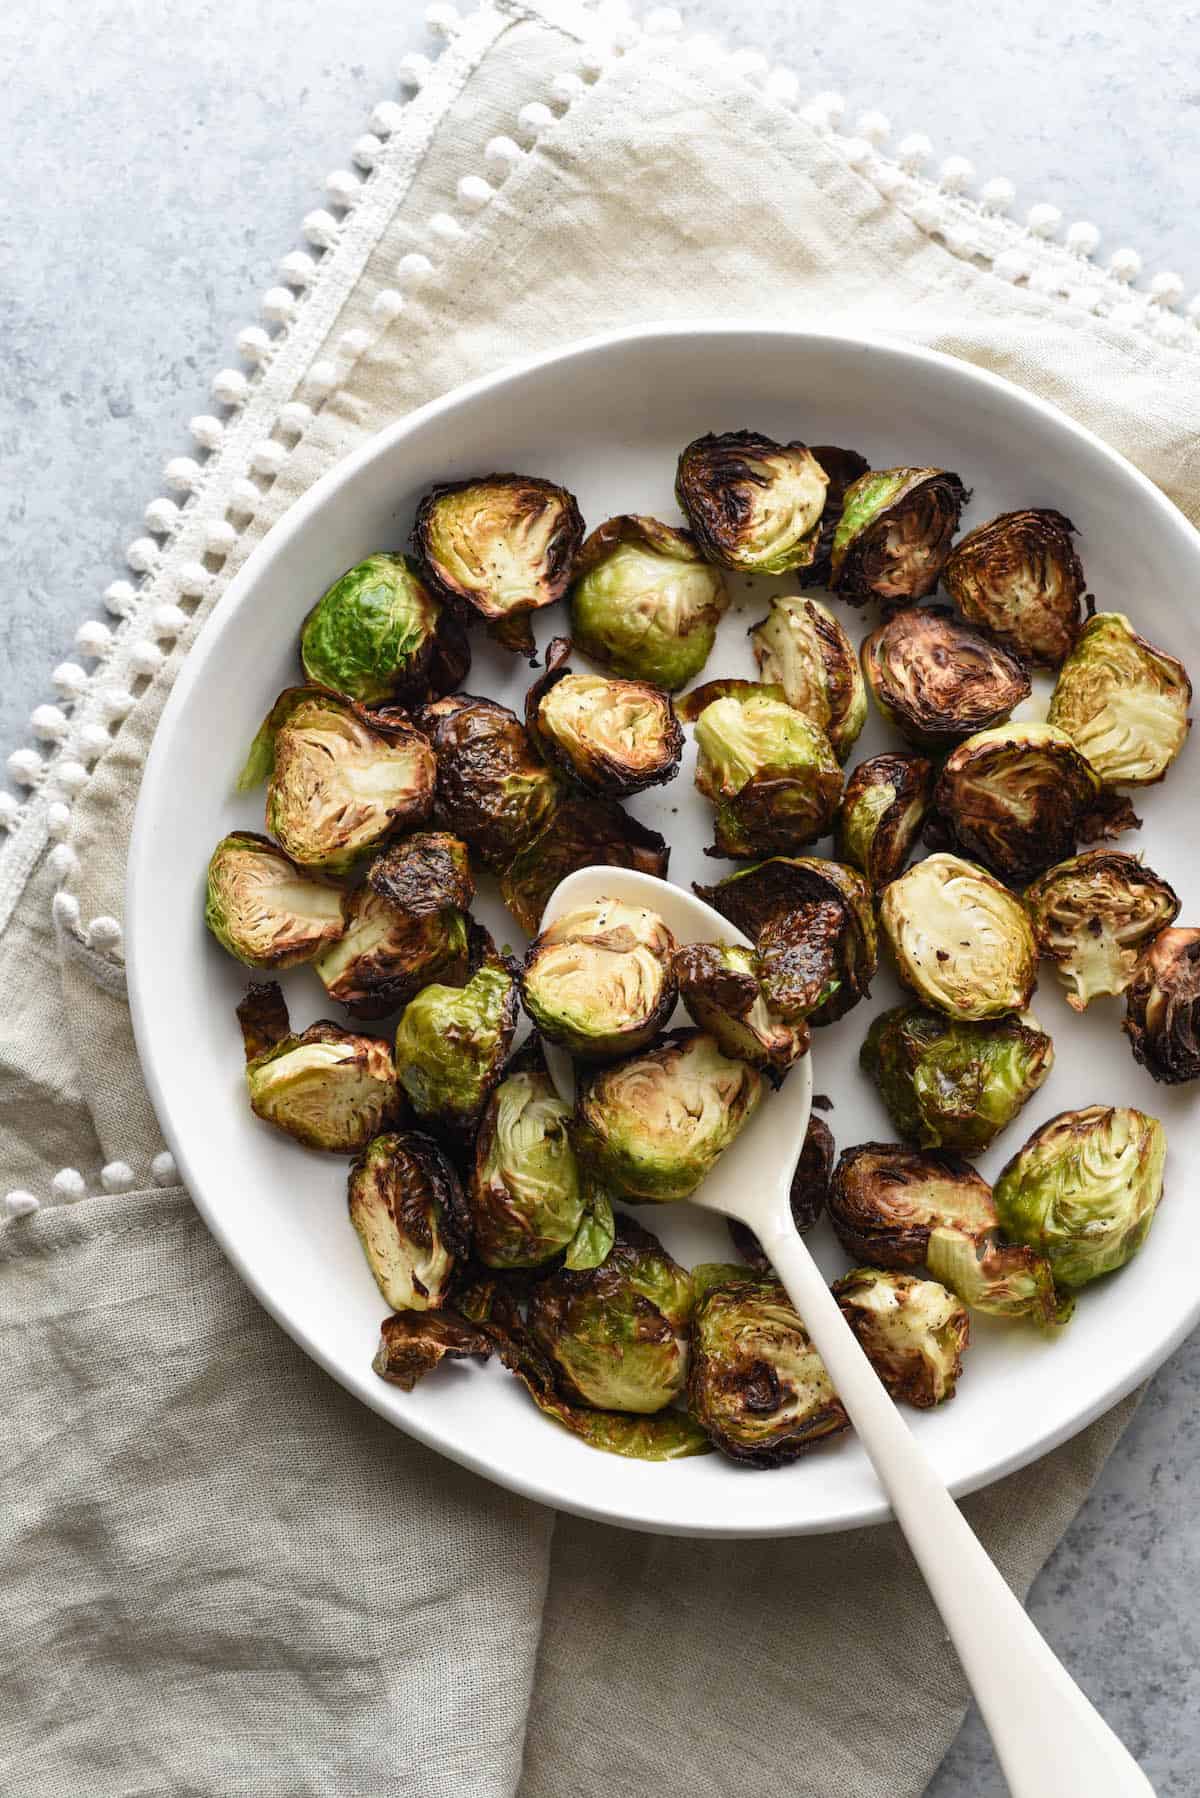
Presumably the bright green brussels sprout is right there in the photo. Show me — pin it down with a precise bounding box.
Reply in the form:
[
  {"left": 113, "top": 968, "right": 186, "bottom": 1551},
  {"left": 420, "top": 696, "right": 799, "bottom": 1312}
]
[
  {"left": 372, "top": 1308, "right": 492, "bottom": 1391},
  {"left": 418, "top": 693, "right": 561, "bottom": 871},
  {"left": 1025, "top": 849, "right": 1180, "bottom": 1012},
  {"left": 831, "top": 467, "right": 968, "bottom": 605},
  {"left": 1124, "top": 927, "right": 1200, "bottom": 1085},
  {"left": 411, "top": 473, "right": 584, "bottom": 640},
  {"left": 300, "top": 554, "right": 442, "bottom": 706},
  {"left": 238, "top": 686, "right": 436, "bottom": 878},
  {"left": 525, "top": 636, "right": 683, "bottom": 796},
  {"left": 832, "top": 1268, "right": 969, "bottom": 1408},
  {"left": 691, "top": 684, "right": 843, "bottom": 856},
  {"left": 943, "top": 508, "right": 1085, "bottom": 667},
  {"left": 568, "top": 514, "right": 730, "bottom": 691},
  {"left": 861, "top": 1005, "right": 1054, "bottom": 1154},
  {"left": 366, "top": 830, "right": 474, "bottom": 916},
  {"left": 675, "top": 431, "right": 830, "bottom": 575},
  {"left": 528, "top": 1215, "right": 694, "bottom": 1413},
  {"left": 799, "top": 444, "right": 870, "bottom": 588},
  {"left": 572, "top": 1029, "right": 763, "bottom": 1203},
  {"left": 728, "top": 1112, "right": 835, "bottom": 1268},
  {"left": 498, "top": 794, "right": 669, "bottom": 937},
  {"left": 861, "top": 607, "right": 1030, "bottom": 751},
  {"left": 236, "top": 981, "right": 401, "bottom": 1153},
  {"left": 470, "top": 1067, "right": 586, "bottom": 1268},
  {"left": 749, "top": 594, "right": 867, "bottom": 761},
  {"left": 394, "top": 961, "right": 518, "bottom": 1135},
  {"left": 836, "top": 752, "right": 933, "bottom": 890},
  {"left": 520, "top": 899, "right": 677, "bottom": 1060},
  {"left": 348, "top": 1130, "right": 470, "bottom": 1311},
  {"left": 205, "top": 830, "right": 348, "bottom": 969},
  {"left": 1047, "top": 611, "right": 1192, "bottom": 787},
  {"left": 994, "top": 1105, "right": 1167, "bottom": 1288},
  {"left": 672, "top": 941, "right": 809, "bottom": 1081},
  {"left": 880, "top": 852, "right": 1039, "bottom": 1020},
  {"left": 313, "top": 884, "right": 469, "bottom": 1019}
]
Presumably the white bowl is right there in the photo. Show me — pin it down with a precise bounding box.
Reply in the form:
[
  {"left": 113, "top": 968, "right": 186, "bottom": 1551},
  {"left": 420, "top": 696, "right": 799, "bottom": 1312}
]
[{"left": 128, "top": 322, "right": 1200, "bottom": 1537}]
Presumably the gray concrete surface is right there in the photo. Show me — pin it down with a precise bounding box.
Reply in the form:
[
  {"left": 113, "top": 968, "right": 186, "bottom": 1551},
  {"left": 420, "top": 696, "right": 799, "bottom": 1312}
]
[{"left": 2, "top": 2, "right": 1198, "bottom": 1792}]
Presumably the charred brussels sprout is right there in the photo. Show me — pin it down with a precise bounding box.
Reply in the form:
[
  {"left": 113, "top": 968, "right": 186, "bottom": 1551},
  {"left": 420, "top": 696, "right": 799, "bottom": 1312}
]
[
  {"left": 366, "top": 831, "right": 475, "bottom": 916},
  {"left": 372, "top": 1309, "right": 492, "bottom": 1391},
  {"left": 831, "top": 467, "right": 968, "bottom": 606},
  {"left": 728, "top": 1113, "right": 834, "bottom": 1270},
  {"left": 748, "top": 595, "right": 867, "bottom": 761},
  {"left": 238, "top": 686, "right": 436, "bottom": 878},
  {"left": 528, "top": 1216, "right": 694, "bottom": 1412},
  {"left": 995, "top": 1106, "right": 1167, "bottom": 1288},
  {"left": 525, "top": 636, "right": 683, "bottom": 796},
  {"left": 419, "top": 693, "right": 561, "bottom": 870},
  {"left": 348, "top": 1131, "right": 469, "bottom": 1310},
  {"left": 943, "top": 509, "right": 1085, "bottom": 667},
  {"left": 394, "top": 961, "right": 517, "bottom": 1135},
  {"left": 880, "top": 853, "right": 1039, "bottom": 1020},
  {"left": 411, "top": 473, "right": 584, "bottom": 640},
  {"left": 861, "top": 1005, "right": 1054, "bottom": 1154},
  {"left": 300, "top": 554, "right": 441, "bottom": 706},
  {"left": 1047, "top": 611, "right": 1192, "bottom": 786},
  {"left": 675, "top": 430, "right": 829, "bottom": 575},
  {"left": 499, "top": 795, "right": 669, "bottom": 937},
  {"left": 521, "top": 899, "right": 677, "bottom": 1060},
  {"left": 572, "top": 1029, "right": 763, "bottom": 1203},
  {"left": 1025, "top": 850, "right": 1180, "bottom": 1012},
  {"left": 471, "top": 1068, "right": 587, "bottom": 1267},
  {"left": 833, "top": 1269, "right": 969, "bottom": 1408},
  {"left": 932, "top": 723, "right": 1109, "bottom": 884},
  {"left": 800, "top": 444, "right": 870, "bottom": 588},
  {"left": 313, "top": 884, "right": 469, "bottom": 1018},
  {"left": 836, "top": 753, "right": 933, "bottom": 890},
  {"left": 568, "top": 514, "right": 729, "bottom": 691},
  {"left": 205, "top": 831, "right": 348, "bottom": 969},
  {"left": 672, "top": 941, "right": 809, "bottom": 1080},
  {"left": 1124, "top": 927, "right": 1200, "bottom": 1085},
  {"left": 862, "top": 608, "right": 1031, "bottom": 751},
  {"left": 236, "top": 982, "right": 400, "bottom": 1153},
  {"left": 692, "top": 685, "right": 843, "bottom": 856}
]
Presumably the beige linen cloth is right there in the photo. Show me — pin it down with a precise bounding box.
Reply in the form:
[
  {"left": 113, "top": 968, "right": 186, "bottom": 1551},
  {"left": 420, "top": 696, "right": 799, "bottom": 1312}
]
[{"left": 3, "top": 2, "right": 1198, "bottom": 1791}]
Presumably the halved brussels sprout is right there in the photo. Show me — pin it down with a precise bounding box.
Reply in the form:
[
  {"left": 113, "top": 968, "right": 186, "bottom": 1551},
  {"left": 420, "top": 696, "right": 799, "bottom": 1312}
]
[
  {"left": 675, "top": 430, "right": 830, "bottom": 575},
  {"left": 692, "top": 685, "right": 843, "bottom": 857},
  {"left": 1047, "top": 611, "right": 1192, "bottom": 786},
  {"left": 994, "top": 1105, "right": 1167, "bottom": 1288},
  {"left": 831, "top": 467, "right": 968, "bottom": 606},
  {"left": 862, "top": 607, "right": 1031, "bottom": 751},
  {"left": 836, "top": 753, "right": 933, "bottom": 890},
  {"left": 418, "top": 693, "right": 561, "bottom": 870},
  {"left": 525, "top": 636, "right": 683, "bottom": 796},
  {"left": 313, "top": 885, "right": 469, "bottom": 1018},
  {"left": 861, "top": 1005, "right": 1054, "bottom": 1153},
  {"left": 1025, "top": 850, "right": 1181, "bottom": 1012},
  {"left": 832, "top": 1268, "right": 969, "bottom": 1408},
  {"left": 348, "top": 1130, "right": 470, "bottom": 1310},
  {"left": 568, "top": 515, "right": 730, "bottom": 692},
  {"left": 932, "top": 722, "right": 1113, "bottom": 884},
  {"left": 879, "top": 852, "right": 1039, "bottom": 1020},
  {"left": 521, "top": 899, "right": 677, "bottom": 1059},
  {"left": 236, "top": 982, "right": 401, "bottom": 1152},
  {"left": 394, "top": 961, "right": 518, "bottom": 1135},
  {"left": 688, "top": 1271, "right": 848, "bottom": 1466},
  {"left": 372, "top": 1309, "right": 493, "bottom": 1391},
  {"left": 366, "top": 831, "right": 475, "bottom": 916},
  {"left": 672, "top": 941, "right": 809, "bottom": 1081},
  {"left": 300, "top": 554, "right": 442, "bottom": 706},
  {"left": 471, "top": 1067, "right": 586, "bottom": 1267},
  {"left": 499, "top": 795, "right": 669, "bottom": 937},
  {"left": 943, "top": 508, "right": 1085, "bottom": 666},
  {"left": 748, "top": 595, "right": 867, "bottom": 761},
  {"left": 238, "top": 686, "right": 436, "bottom": 878},
  {"left": 1124, "top": 927, "right": 1200, "bottom": 1085},
  {"left": 728, "top": 1112, "right": 834, "bottom": 1269},
  {"left": 411, "top": 473, "right": 584, "bottom": 640},
  {"left": 800, "top": 444, "right": 870, "bottom": 588},
  {"left": 754, "top": 903, "right": 847, "bottom": 1025},
  {"left": 572, "top": 1029, "right": 763, "bottom": 1203},
  {"left": 205, "top": 830, "right": 348, "bottom": 969}
]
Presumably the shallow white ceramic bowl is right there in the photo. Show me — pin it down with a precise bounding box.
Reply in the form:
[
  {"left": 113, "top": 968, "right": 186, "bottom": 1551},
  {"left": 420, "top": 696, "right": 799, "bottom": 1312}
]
[{"left": 129, "top": 322, "right": 1200, "bottom": 1537}]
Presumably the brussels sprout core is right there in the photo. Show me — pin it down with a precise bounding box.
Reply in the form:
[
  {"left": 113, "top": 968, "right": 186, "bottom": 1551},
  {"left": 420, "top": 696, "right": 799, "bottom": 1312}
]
[
  {"left": 313, "top": 885, "right": 469, "bottom": 1018},
  {"left": 521, "top": 899, "right": 677, "bottom": 1060},
  {"left": 300, "top": 554, "right": 441, "bottom": 706},
  {"left": 862, "top": 608, "right": 1031, "bottom": 751},
  {"left": 412, "top": 473, "right": 584, "bottom": 632},
  {"left": 419, "top": 693, "right": 561, "bottom": 870},
  {"left": 236, "top": 983, "right": 401, "bottom": 1153},
  {"left": 932, "top": 722, "right": 1107, "bottom": 884},
  {"left": 880, "top": 853, "right": 1038, "bottom": 1020},
  {"left": 394, "top": 962, "right": 518, "bottom": 1134},
  {"left": 749, "top": 595, "right": 867, "bottom": 762},
  {"left": 471, "top": 1068, "right": 586, "bottom": 1267},
  {"left": 943, "top": 509, "right": 1085, "bottom": 666},
  {"left": 861, "top": 1005, "right": 1054, "bottom": 1153},
  {"left": 205, "top": 831, "right": 347, "bottom": 968},
  {"left": 675, "top": 431, "right": 830, "bottom": 575},
  {"left": 672, "top": 941, "right": 810, "bottom": 1080},
  {"left": 526, "top": 637, "right": 683, "bottom": 796},
  {"left": 349, "top": 1131, "right": 469, "bottom": 1310},
  {"left": 833, "top": 1269, "right": 969, "bottom": 1408},
  {"left": 836, "top": 753, "right": 933, "bottom": 890},
  {"left": 568, "top": 515, "right": 729, "bottom": 691},
  {"left": 1047, "top": 611, "right": 1192, "bottom": 786},
  {"left": 499, "top": 796, "right": 669, "bottom": 937},
  {"left": 693, "top": 686, "right": 843, "bottom": 856},
  {"left": 1124, "top": 928, "right": 1200, "bottom": 1085},
  {"left": 1025, "top": 850, "right": 1180, "bottom": 1012},
  {"left": 831, "top": 467, "right": 968, "bottom": 605}
]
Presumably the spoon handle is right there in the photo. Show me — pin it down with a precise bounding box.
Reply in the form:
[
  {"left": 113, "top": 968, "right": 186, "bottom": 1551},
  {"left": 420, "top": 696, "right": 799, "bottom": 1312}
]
[{"left": 764, "top": 1224, "right": 1154, "bottom": 1797}]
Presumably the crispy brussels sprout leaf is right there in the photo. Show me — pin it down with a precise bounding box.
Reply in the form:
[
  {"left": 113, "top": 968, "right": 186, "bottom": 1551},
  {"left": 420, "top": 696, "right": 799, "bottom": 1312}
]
[
  {"left": 755, "top": 902, "right": 846, "bottom": 1026},
  {"left": 499, "top": 795, "right": 669, "bottom": 937},
  {"left": 564, "top": 1179, "right": 617, "bottom": 1271},
  {"left": 1048, "top": 611, "right": 1192, "bottom": 787},
  {"left": 1124, "top": 927, "right": 1200, "bottom": 1084},
  {"left": 924, "top": 1227, "right": 1073, "bottom": 1331},
  {"left": 349, "top": 1131, "right": 470, "bottom": 1311},
  {"left": 394, "top": 962, "right": 518, "bottom": 1135},
  {"left": 1025, "top": 850, "right": 1180, "bottom": 1012},
  {"left": 801, "top": 444, "right": 870, "bottom": 588},
  {"left": 521, "top": 898, "right": 677, "bottom": 1060},
  {"left": 300, "top": 553, "right": 441, "bottom": 706},
  {"left": 728, "top": 1113, "right": 835, "bottom": 1269},
  {"left": 836, "top": 753, "right": 933, "bottom": 890},
  {"left": 944, "top": 509, "right": 1085, "bottom": 667},
  {"left": 526, "top": 637, "right": 684, "bottom": 796},
  {"left": 862, "top": 608, "right": 1031, "bottom": 751},
  {"left": 672, "top": 941, "right": 809, "bottom": 1082},
  {"left": 880, "top": 853, "right": 1039, "bottom": 1020},
  {"left": 205, "top": 830, "right": 348, "bottom": 969},
  {"left": 568, "top": 515, "right": 730, "bottom": 691},
  {"left": 748, "top": 595, "right": 867, "bottom": 762},
  {"left": 471, "top": 1068, "right": 585, "bottom": 1267},
  {"left": 932, "top": 723, "right": 1112, "bottom": 883},
  {"left": 372, "top": 1308, "right": 493, "bottom": 1390},
  {"left": 692, "top": 685, "right": 843, "bottom": 856},
  {"left": 411, "top": 473, "right": 584, "bottom": 630},
  {"left": 831, "top": 468, "right": 968, "bottom": 605},
  {"left": 419, "top": 693, "right": 561, "bottom": 871},
  {"left": 366, "top": 831, "right": 475, "bottom": 916},
  {"left": 313, "top": 886, "right": 469, "bottom": 1019},
  {"left": 832, "top": 1268, "right": 969, "bottom": 1407},
  {"left": 237, "top": 982, "right": 401, "bottom": 1152},
  {"left": 861, "top": 1005, "right": 1054, "bottom": 1154},
  {"left": 675, "top": 431, "right": 830, "bottom": 575}
]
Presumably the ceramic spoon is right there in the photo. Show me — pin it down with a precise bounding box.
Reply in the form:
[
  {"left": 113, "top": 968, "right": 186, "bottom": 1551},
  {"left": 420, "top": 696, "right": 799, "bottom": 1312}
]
[{"left": 541, "top": 865, "right": 1153, "bottom": 1798}]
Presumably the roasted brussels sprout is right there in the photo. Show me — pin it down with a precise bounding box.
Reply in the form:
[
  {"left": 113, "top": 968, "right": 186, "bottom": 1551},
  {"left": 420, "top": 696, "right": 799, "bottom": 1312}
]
[
  {"left": 672, "top": 941, "right": 810, "bottom": 1080},
  {"left": 411, "top": 473, "right": 584, "bottom": 640},
  {"left": 728, "top": 1112, "right": 834, "bottom": 1269},
  {"left": 525, "top": 636, "right": 683, "bottom": 796},
  {"left": 836, "top": 753, "right": 933, "bottom": 890},
  {"left": 418, "top": 693, "right": 561, "bottom": 870},
  {"left": 348, "top": 1131, "right": 470, "bottom": 1310},
  {"left": 299, "top": 554, "right": 442, "bottom": 706},
  {"left": 372, "top": 1309, "right": 492, "bottom": 1390},
  {"left": 688, "top": 1270, "right": 848, "bottom": 1466},
  {"left": 568, "top": 514, "right": 729, "bottom": 691},
  {"left": 521, "top": 899, "right": 677, "bottom": 1060},
  {"left": 528, "top": 1216, "right": 694, "bottom": 1412},
  {"left": 880, "top": 853, "right": 1039, "bottom": 1020},
  {"left": 394, "top": 961, "right": 518, "bottom": 1135},
  {"left": 675, "top": 431, "right": 830, "bottom": 575},
  {"left": 236, "top": 982, "right": 400, "bottom": 1153},
  {"left": 748, "top": 595, "right": 867, "bottom": 762},
  {"left": 1124, "top": 927, "right": 1200, "bottom": 1084},
  {"left": 692, "top": 685, "right": 843, "bottom": 856},
  {"left": 995, "top": 1105, "right": 1167, "bottom": 1288},
  {"left": 498, "top": 795, "right": 669, "bottom": 936},
  {"left": 366, "top": 831, "right": 474, "bottom": 916},
  {"left": 470, "top": 1067, "right": 587, "bottom": 1267},
  {"left": 861, "top": 1005, "right": 1054, "bottom": 1154},
  {"left": 943, "top": 509, "right": 1085, "bottom": 666},
  {"left": 831, "top": 467, "right": 968, "bottom": 606},
  {"left": 205, "top": 830, "right": 348, "bottom": 969},
  {"left": 832, "top": 1268, "right": 969, "bottom": 1408},
  {"left": 1025, "top": 850, "right": 1180, "bottom": 1012},
  {"left": 800, "top": 444, "right": 870, "bottom": 588},
  {"left": 861, "top": 608, "right": 1031, "bottom": 751},
  {"left": 313, "top": 884, "right": 469, "bottom": 1018},
  {"left": 238, "top": 686, "right": 436, "bottom": 878},
  {"left": 572, "top": 1029, "right": 763, "bottom": 1203},
  {"left": 932, "top": 722, "right": 1111, "bottom": 884},
  {"left": 1047, "top": 611, "right": 1192, "bottom": 786}
]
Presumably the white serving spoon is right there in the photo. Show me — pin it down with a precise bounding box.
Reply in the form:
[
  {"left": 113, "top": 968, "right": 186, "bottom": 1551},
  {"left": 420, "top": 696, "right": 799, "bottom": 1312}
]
[{"left": 541, "top": 866, "right": 1153, "bottom": 1798}]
